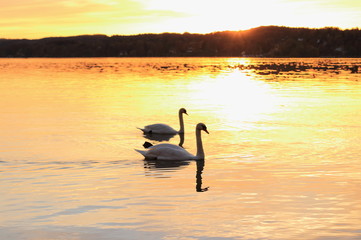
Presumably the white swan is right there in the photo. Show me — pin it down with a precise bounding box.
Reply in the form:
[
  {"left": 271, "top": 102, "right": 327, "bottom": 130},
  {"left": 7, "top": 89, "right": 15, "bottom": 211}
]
[
  {"left": 135, "top": 123, "right": 209, "bottom": 160},
  {"left": 138, "top": 108, "right": 188, "bottom": 135}
]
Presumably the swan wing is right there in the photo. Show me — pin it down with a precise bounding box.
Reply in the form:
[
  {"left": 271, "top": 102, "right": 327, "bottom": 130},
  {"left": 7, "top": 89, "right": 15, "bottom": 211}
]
[
  {"left": 142, "top": 124, "right": 177, "bottom": 134},
  {"left": 149, "top": 143, "right": 181, "bottom": 150},
  {"left": 139, "top": 143, "right": 195, "bottom": 160}
]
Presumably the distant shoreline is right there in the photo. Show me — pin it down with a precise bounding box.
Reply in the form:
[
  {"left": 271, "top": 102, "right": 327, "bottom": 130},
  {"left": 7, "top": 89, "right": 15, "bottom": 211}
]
[
  {"left": 1, "top": 26, "right": 361, "bottom": 58},
  {"left": 1, "top": 56, "right": 359, "bottom": 75},
  {"left": 1, "top": 56, "right": 361, "bottom": 58}
]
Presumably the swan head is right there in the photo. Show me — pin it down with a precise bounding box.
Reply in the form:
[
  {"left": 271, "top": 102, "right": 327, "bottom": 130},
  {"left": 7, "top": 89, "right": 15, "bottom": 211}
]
[
  {"left": 197, "top": 123, "right": 209, "bottom": 134},
  {"left": 179, "top": 108, "right": 188, "bottom": 115}
]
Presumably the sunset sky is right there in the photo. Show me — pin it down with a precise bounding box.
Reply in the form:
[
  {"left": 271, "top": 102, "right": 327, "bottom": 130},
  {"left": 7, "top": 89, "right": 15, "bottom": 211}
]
[{"left": 1, "top": 0, "right": 361, "bottom": 39}]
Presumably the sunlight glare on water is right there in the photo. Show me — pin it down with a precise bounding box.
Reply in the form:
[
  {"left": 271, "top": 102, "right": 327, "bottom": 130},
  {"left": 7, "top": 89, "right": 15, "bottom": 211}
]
[
  {"left": 187, "top": 69, "right": 282, "bottom": 129},
  {"left": 0, "top": 57, "right": 361, "bottom": 240}
]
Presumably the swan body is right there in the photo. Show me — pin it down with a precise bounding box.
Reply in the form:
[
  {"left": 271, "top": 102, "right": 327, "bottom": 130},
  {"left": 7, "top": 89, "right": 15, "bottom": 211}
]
[
  {"left": 139, "top": 124, "right": 178, "bottom": 135},
  {"left": 138, "top": 108, "right": 188, "bottom": 134},
  {"left": 136, "top": 144, "right": 193, "bottom": 160},
  {"left": 136, "top": 123, "right": 209, "bottom": 161}
]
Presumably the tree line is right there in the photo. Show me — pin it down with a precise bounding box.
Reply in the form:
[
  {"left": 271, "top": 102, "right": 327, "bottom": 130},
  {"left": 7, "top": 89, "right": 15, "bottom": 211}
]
[{"left": 1, "top": 26, "right": 361, "bottom": 58}]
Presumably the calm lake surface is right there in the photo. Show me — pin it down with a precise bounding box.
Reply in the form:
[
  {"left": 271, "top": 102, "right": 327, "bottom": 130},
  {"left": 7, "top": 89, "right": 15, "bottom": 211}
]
[{"left": 1, "top": 57, "right": 361, "bottom": 240}]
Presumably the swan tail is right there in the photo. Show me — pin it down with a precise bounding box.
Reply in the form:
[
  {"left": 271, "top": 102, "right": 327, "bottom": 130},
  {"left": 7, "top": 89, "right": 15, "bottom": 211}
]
[
  {"left": 135, "top": 149, "right": 147, "bottom": 156},
  {"left": 137, "top": 127, "right": 151, "bottom": 134},
  {"left": 135, "top": 149, "right": 157, "bottom": 160},
  {"left": 137, "top": 127, "right": 145, "bottom": 133}
]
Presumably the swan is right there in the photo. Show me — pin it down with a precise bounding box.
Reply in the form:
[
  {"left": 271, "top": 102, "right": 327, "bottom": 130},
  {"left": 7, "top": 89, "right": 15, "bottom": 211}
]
[
  {"left": 138, "top": 108, "right": 188, "bottom": 135},
  {"left": 135, "top": 123, "right": 209, "bottom": 160}
]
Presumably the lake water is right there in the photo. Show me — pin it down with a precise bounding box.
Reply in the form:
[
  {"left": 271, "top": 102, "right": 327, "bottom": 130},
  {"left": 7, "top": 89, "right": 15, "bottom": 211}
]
[{"left": 1, "top": 57, "right": 361, "bottom": 240}]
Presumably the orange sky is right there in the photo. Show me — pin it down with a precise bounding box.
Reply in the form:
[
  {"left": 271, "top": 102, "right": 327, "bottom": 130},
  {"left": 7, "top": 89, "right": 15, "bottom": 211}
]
[{"left": 1, "top": 0, "right": 361, "bottom": 39}]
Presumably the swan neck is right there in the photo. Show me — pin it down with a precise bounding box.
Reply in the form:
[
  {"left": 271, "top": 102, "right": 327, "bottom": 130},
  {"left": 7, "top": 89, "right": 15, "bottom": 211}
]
[
  {"left": 178, "top": 111, "right": 185, "bottom": 133},
  {"left": 196, "top": 129, "right": 204, "bottom": 160},
  {"left": 178, "top": 133, "right": 185, "bottom": 147}
]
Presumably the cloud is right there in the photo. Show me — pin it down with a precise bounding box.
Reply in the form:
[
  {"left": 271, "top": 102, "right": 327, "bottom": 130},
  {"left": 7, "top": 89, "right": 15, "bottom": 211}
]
[
  {"left": 0, "top": 0, "right": 187, "bottom": 38},
  {"left": 1, "top": 0, "right": 361, "bottom": 38}
]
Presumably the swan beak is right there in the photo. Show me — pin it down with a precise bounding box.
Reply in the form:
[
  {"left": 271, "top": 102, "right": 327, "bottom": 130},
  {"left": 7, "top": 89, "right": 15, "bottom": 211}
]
[{"left": 204, "top": 129, "right": 209, "bottom": 134}]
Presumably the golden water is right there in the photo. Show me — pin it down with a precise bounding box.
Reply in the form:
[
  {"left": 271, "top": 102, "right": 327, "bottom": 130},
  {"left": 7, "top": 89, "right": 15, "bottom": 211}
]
[{"left": 0, "top": 58, "right": 360, "bottom": 239}]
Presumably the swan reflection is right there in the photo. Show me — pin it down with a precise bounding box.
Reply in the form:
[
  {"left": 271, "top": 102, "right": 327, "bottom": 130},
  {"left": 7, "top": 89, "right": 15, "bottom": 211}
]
[
  {"left": 142, "top": 132, "right": 176, "bottom": 142},
  {"left": 143, "top": 159, "right": 209, "bottom": 192},
  {"left": 144, "top": 159, "right": 191, "bottom": 169},
  {"left": 143, "top": 133, "right": 184, "bottom": 148},
  {"left": 196, "top": 160, "right": 209, "bottom": 192}
]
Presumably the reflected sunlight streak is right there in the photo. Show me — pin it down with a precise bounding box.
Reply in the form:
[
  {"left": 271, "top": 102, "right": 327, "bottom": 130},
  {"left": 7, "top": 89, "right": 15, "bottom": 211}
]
[{"left": 188, "top": 70, "right": 281, "bottom": 130}]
